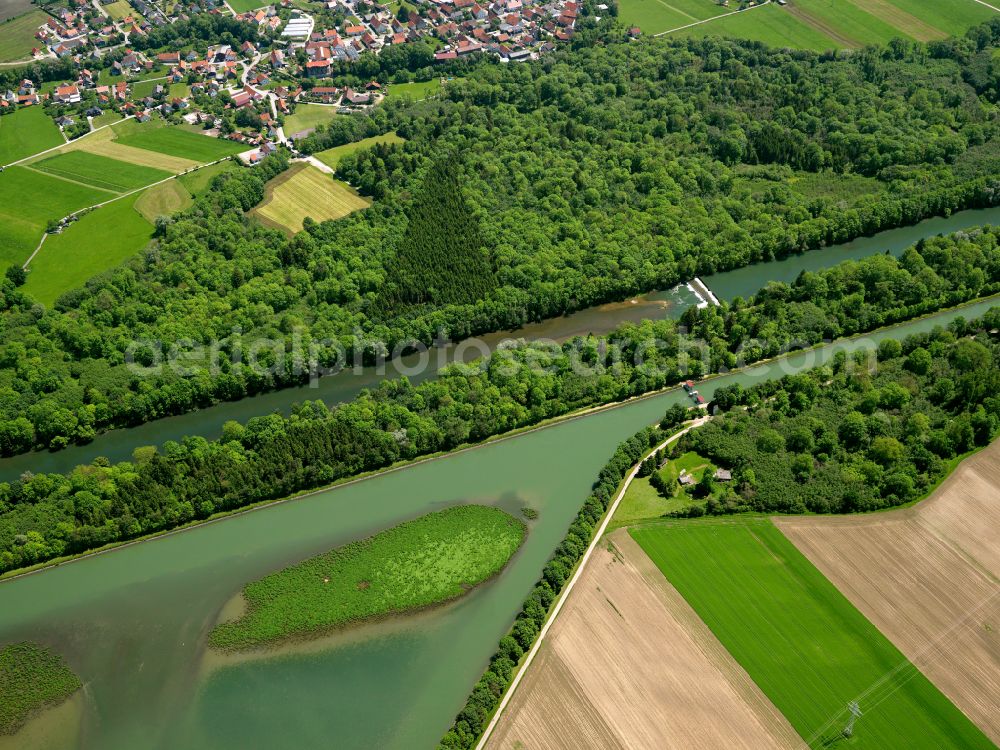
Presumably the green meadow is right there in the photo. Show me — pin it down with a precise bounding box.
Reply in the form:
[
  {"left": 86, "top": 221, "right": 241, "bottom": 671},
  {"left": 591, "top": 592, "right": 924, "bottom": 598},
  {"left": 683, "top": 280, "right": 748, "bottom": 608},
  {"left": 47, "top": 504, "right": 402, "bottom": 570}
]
[
  {"left": 210, "top": 505, "right": 526, "bottom": 650},
  {"left": 283, "top": 103, "right": 338, "bottom": 135},
  {"left": 616, "top": 0, "right": 725, "bottom": 35},
  {"left": 0, "top": 167, "right": 104, "bottom": 266},
  {"left": 112, "top": 120, "right": 245, "bottom": 162},
  {"left": 631, "top": 518, "right": 993, "bottom": 749},
  {"left": 385, "top": 79, "right": 447, "bottom": 100},
  {"left": 0, "top": 642, "right": 80, "bottom": 735},
  {"left": 663, "top": 0, "right": 996, "bottom": 50},
  {"left": 32, "top": 151, "right": 171, "bottom": 193},
  {"left": 23, "top": 193, "right": 154, "bottom": 306},
  {"left": 177, "top": 159, "right": 238, "bottom": 194},
  {"left": 0, "top": 106, "right": 63, "bottom": 165},
  {"left": 314, "top": 132, "right": 405, "bottom": 171}
]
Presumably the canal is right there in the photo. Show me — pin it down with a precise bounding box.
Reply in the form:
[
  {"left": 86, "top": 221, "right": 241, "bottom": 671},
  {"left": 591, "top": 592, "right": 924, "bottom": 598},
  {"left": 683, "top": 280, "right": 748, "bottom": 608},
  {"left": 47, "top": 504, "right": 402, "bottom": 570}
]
[
  {"left": 1, "top": 205, "right": 998, "bottom": 482},
  {"left": 1, "top": 294, "right": 998, "bottom": 750}
]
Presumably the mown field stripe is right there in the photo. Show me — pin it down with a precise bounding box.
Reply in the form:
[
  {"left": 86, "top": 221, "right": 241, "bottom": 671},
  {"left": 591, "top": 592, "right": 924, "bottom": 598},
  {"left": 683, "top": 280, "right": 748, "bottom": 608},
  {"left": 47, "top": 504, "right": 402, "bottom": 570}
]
[
  {"left": 844, "top": 0, "right": 946, "bottom": 41},
  {"left": 630, "top": 518, "right": 994, "bottom": 749},
  {"left": 19, "top": 165, "right": 120, "bottom": 195}
]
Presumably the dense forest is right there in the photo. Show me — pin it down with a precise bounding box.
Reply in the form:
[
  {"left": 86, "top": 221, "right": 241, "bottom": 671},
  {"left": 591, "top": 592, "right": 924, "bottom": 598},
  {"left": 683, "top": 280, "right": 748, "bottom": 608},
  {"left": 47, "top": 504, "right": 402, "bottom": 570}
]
[
  {"left": 2, "top": 25, "right": 1000, "bottom": 451},
  {"left": 378, "top": 157, "right": 497, "bottom": 308},
  {"left": 679, "top": 330, "right": 1000, "bottom": 514}
]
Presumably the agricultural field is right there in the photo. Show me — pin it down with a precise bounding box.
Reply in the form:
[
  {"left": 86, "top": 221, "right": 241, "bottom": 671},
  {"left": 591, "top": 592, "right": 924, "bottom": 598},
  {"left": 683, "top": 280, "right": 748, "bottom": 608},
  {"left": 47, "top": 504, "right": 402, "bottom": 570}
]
[
  {"left": 0, "top": 0, "right": 34, "bottom": 23},
  {"left": 252, "top": 163, "right": 370, "bottom": 234},
  {"left": 631, "top": 518, "right": 993, "bottom": 749},
  {"left": 314, "top": 132, "right": 405, "bottom": 171},
  {"left": 283, "top": 103, "right": 338, "bottom": 136},
  {"left": 776, "top": 440, "right": 1000, "bottom": 743},
  {"left": 0, "top": 10, "right": 48, "bottom": 62},
  {"left": 64, "top": 125, "right": 200, "bottom": 172},
  {"left": 667, "top": 0, "right": 996, "bottom": 50},
  {"left": 133, "top": 179, "right": 192, "bottom": 222},
  {"left": 90, "top": 111, "right": 124, "bottom": 129},
  {"left": 0, "top": 167, "right": 104, "bottom": 266},
  {"left": 209, "top": 505, "right": 526, "bottom": 650},
  {"left": 23, "top": 192, "right": 154, "bottom": 306},
  {"left": 487, "top": 529, "right": 804, "bottom": 750},
  {"left": 0, "top": 106, "right": 64, "bottom": 166},
  {"left": 31, "top": 151, "right": 171, "bottom": 193},
  {"left": 111, "top": 120, "right": 245, "bottom": 163},
  {"left": 616, "top": 0, "right": 727, "bottom": 35},
  {"left": 101, "top": 0, "right": 142, "bottom": 22},
  {"left": 0, "top": 642, "right": 80, "bottom": 735}
]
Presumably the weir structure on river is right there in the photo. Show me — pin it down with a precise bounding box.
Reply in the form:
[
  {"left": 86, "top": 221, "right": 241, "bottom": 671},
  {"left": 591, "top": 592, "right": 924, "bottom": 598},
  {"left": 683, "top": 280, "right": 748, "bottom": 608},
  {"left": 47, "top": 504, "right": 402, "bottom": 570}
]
[
  {"left": 2, "top": 207, "right": 1000, "bottom": 750},
  {"left": 2, "top": 204, "right": 998, "bottom": 483}
]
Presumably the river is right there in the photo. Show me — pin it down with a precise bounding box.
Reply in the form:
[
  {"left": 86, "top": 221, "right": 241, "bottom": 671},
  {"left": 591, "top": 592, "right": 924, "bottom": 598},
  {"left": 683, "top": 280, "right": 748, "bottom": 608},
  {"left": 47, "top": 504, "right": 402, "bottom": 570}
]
[
  {"left": 2, "top": 204, "right": 998, "bottom": 483},
  {"left": 1, "top": 292, "right": 998, "bottom": 750}
]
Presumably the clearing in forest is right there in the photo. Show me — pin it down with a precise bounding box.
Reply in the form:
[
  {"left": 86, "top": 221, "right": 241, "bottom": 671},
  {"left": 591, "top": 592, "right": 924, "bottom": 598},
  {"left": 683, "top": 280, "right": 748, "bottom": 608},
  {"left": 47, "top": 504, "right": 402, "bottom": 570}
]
[
  {"left": 631, "top": 517, "right": 993, "bottom": 749},
  {"left": 776, "top": 439, "right": 1000, "bottom": 744},
  {"left": 485, "top": 528, "right": 804, "bottom": 750},
  {"left": 252, "top": 163, "right": 370, "bottom": 234}
]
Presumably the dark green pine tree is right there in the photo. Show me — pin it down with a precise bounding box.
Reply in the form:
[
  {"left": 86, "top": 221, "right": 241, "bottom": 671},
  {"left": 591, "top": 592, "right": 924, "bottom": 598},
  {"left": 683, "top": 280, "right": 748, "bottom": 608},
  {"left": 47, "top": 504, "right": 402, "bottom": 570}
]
[{"left": 382, "top": 157, "right": 497, "bottom": 310}]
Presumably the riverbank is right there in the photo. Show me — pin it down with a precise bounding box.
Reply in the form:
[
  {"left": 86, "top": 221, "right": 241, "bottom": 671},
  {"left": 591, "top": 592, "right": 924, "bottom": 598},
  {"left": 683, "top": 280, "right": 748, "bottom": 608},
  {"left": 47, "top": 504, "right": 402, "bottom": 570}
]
[
  {"left": 4, "top": 291, "right": 998, "bottom": 584},
  {"left": 1, "top": 206, "right": 997, "bottom": 481}
]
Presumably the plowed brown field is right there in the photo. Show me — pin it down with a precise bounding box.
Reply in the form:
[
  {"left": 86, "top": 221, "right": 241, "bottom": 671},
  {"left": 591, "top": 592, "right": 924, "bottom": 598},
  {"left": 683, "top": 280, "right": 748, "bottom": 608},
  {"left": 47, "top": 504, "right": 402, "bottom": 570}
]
[
  {"left": 485, "top": 529, "right": 804, "bottom": 750},
  {"left": 776, "top": 441, "right": 1000, "bottom": 744}
]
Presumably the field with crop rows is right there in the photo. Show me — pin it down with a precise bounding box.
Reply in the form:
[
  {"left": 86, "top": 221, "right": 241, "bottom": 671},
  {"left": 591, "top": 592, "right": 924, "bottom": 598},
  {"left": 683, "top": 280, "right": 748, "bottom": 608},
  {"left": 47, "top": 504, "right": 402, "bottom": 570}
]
[
  {"left": 252, "top": 164, "right": 370, "bottom": 234},
  {"left": 631, "top": 518, "right": 993, "bottom": 749}
]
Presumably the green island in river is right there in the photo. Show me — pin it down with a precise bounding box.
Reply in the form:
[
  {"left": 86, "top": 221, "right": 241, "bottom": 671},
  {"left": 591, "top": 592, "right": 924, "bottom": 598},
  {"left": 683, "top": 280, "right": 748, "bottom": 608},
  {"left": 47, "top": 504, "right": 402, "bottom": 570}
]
[
  {"left": 0, "top": 642, "right": 81, "bottom": 735},
  {"left": 209, "top": 505, "right": 527, "bottom": 651}
]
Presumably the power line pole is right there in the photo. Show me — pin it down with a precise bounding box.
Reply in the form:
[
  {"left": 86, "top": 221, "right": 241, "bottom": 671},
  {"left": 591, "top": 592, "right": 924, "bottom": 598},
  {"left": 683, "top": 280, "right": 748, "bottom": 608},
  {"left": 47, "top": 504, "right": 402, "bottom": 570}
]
[{"left": 843, "top": 701, "right": 862, "bottom": 738}]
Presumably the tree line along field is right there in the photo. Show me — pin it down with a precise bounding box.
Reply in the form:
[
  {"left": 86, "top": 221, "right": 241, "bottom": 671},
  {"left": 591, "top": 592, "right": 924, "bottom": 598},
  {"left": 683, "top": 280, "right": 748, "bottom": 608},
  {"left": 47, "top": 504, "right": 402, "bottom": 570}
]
[
  {"left": 642, "top": 0, "right": 999, "bottom": 49},
  {"left": 251, "top": 163, "right": 371, "bottom": 234},
  {"left": 630, "top": 518, "right": 994, "bottom": 749},
  {"left": 209, "top": 505, "right": 526, "bottom": 651},
  {"left": 313, "top": 131, "right": 405, "bottom": 171}
]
